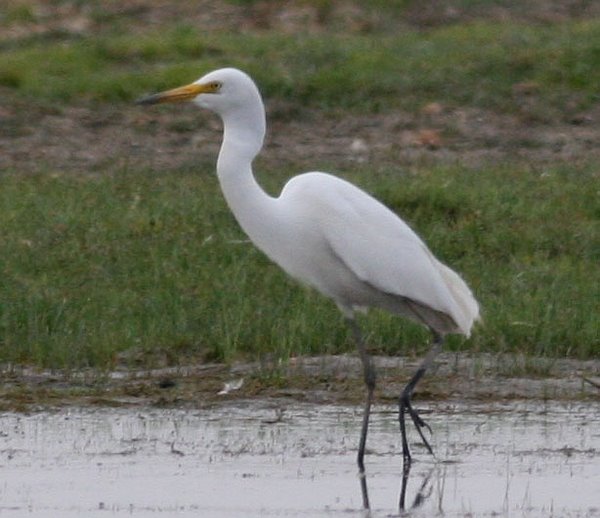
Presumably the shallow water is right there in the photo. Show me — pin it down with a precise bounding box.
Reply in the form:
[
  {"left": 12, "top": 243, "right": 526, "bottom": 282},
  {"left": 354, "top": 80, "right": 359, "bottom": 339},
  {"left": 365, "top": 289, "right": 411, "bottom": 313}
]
[{"left": 0, "top": 400, "right": 598, "bottom": 517}]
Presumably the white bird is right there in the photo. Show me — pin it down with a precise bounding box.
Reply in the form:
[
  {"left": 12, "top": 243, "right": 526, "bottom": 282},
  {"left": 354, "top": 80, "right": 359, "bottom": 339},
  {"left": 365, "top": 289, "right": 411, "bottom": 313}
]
[{"left": 137, "top": 68, "right": 479, "bottom": 507}]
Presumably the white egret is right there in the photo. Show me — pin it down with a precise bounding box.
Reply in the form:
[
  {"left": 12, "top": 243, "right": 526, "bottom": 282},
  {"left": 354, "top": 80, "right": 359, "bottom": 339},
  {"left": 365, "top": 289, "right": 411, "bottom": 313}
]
[{"left": 137, "top": 68, "right": 479, "bottom": 507}]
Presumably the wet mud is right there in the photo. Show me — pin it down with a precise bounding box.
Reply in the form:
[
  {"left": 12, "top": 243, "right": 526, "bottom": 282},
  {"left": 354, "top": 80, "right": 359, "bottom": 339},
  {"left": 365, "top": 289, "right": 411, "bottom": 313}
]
[{"left": 2, "top": 353, "right": 599, "bottom": 412}]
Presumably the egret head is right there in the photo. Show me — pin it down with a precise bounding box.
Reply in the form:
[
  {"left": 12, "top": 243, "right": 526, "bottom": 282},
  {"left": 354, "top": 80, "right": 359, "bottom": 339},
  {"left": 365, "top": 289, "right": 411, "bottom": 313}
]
[{"left": 136, "top": 67, "right": 262, "bottom": 119}]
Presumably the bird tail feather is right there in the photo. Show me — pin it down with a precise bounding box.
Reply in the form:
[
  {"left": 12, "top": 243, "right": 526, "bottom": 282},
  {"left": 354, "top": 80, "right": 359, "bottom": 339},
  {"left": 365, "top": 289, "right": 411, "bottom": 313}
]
[{"left": 435, "top": 259, "right": 480, "bottom": 337}]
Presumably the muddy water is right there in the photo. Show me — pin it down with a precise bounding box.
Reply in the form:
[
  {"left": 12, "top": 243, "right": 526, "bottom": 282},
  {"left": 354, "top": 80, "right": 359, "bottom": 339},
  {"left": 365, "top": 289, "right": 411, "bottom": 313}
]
[{"left": 0, "top": 400, "right": 598, "bottom": 517}]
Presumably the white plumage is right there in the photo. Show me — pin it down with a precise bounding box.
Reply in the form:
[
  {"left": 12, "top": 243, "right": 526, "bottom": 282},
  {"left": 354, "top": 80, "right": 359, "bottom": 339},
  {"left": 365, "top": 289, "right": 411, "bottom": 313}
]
[
  {"left": 138, "top": 67, "right": 480, "bottom": 509},
  {"left": 278, "top": 171, "right": 478, "bottom": 335}
]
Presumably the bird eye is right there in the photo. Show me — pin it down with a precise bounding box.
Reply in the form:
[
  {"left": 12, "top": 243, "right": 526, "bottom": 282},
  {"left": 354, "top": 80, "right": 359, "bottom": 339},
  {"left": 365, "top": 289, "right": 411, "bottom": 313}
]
[{"left": 209, "top": 81, "right": 222, "bottom": 92}]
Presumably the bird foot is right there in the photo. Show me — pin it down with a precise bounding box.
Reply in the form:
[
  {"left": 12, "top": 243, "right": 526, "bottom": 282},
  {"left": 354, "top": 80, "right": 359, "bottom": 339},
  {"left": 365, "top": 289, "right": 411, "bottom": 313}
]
[{"left": 400, "top": 393, "right": 434, "bottom": 456}]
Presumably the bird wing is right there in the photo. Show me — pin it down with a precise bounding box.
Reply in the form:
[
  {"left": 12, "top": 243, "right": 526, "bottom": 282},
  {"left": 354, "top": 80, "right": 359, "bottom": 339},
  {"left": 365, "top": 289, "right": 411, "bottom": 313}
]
[{"left": 281, "top": 173, "right": 478, "bottom": 335}]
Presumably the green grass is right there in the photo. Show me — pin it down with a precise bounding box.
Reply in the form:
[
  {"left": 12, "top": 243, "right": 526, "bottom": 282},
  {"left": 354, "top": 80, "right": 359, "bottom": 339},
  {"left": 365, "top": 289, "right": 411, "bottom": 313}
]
[
  {"left": 1, "top": 164, "right": 598, "bottom": 369},
  {"left": 1, "top": 7, "right": 599, "bottom": 369},
  {"left": 1, "top": 20, "right": 599, "bottom": 114}
]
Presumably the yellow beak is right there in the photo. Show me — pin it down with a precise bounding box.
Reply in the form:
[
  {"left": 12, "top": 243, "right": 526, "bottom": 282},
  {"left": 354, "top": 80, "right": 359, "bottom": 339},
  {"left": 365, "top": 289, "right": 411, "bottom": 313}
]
[{"left": 136, "top": 82, "right": 210, "bottom": 105}]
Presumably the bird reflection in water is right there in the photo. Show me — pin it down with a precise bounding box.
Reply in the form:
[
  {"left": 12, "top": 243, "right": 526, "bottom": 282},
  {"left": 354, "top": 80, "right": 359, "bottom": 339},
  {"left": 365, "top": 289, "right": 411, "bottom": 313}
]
[{"left": 359, "top": 460, "right": 435, "bottom": 513}]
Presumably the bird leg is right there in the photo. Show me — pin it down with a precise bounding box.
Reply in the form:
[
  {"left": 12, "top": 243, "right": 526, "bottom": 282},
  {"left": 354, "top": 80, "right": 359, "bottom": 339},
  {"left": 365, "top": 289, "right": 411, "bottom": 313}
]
[
  {"left": 399, "top": 331, "right": 444, "bottom": 465},
  {"left": 347, "top": 318, "right": 376, "bottom": 510}
]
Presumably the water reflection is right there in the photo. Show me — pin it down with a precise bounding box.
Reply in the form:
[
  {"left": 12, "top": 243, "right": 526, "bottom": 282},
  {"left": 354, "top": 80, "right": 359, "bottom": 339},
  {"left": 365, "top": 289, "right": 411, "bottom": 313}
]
[
  {"left": 360, "top": 453, "right": 435, "bottom": 513},
  {"left": 398, "top": 462, "right": 434, "bottom": 512},
  {"left": 0, "top": 400, "right": 598, "bottom": 516}
]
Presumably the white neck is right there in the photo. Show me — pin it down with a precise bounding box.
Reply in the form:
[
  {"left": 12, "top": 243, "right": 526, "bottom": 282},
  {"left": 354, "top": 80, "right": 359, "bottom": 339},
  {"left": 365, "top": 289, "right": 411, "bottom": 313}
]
[{"left": 216, "top": 107, "right": 280, "bottom": 256}]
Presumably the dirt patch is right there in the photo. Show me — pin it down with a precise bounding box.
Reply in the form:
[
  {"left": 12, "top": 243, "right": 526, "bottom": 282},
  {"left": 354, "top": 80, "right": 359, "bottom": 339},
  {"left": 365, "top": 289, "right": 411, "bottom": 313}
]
[
  {"left": 1, "top": 353, "right": 599, "bottom": 412},
  {"left": 2, "top": 91, "right": 599, "bottom": 177},
  {"left": 5, "top": 0, "right": 600, "bottom": 37},
  {"left": 1, "top": 1, "right": 599, "bottom": 175}
]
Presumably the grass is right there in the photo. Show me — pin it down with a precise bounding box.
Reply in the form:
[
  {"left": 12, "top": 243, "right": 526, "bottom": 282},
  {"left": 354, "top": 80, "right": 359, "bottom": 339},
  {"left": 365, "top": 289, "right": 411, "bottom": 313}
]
[
  {"left": 1, "top": 20, "right": 599, "bottom": 115},
  {"left": 1, "top": 4, "right": 599, "bottom": 369},
  {"left": 0, "top": 164, "right": 597, "bottom": 369}
]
